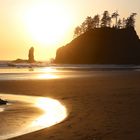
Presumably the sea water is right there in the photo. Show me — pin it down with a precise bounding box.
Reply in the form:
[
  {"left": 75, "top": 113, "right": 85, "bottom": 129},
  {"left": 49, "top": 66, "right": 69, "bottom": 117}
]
[{"left": 0, "top": 64, "right": 140, "bottom": 80}]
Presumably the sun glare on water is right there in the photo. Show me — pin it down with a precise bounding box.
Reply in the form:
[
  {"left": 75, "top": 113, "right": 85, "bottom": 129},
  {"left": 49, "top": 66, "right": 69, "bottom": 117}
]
[
  {"left": 32, "top": 98, "right": 67, "bottom": 128},
  {"left": 37, "top": 73, "right": 59, "bottom": 79},
  {"left": 36, "top": 67, "right": 59, "bottom": 79},
  {"left": 23, "top": 3, "right": 73, "bottom": 45},
  {"left": 0, "top": 94, "right": 67, "bottom": 139}
]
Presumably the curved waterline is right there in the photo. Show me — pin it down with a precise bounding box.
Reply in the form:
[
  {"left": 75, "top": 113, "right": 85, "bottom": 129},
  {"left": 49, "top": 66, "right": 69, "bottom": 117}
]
[{"left": 0, "top": 94, "right": 67, "bottom": 140}]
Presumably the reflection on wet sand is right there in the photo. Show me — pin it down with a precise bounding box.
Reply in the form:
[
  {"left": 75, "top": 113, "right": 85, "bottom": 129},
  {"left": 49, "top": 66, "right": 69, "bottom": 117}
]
[
  {"left": 32, "top": 97, "right": 67, "bottom": 128},
  {"left": 36, "top": 67, "right": 59, "bottom": 79},
  {"left": 37, "top": 73, "right": 59, "bottom": 79},
  {"left": 0, "top": 94, "right": 67, "bottom": 139}
]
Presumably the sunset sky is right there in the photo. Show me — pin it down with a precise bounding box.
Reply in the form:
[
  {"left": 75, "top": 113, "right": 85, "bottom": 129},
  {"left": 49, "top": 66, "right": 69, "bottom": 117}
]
[{"left": 1, "top": 0, "right": 140, "bottom": 61}]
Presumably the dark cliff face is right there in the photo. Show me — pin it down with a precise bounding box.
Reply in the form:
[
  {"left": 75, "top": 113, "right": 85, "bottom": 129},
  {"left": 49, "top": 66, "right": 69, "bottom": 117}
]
[{"left": 55, "top": 27, "right": 140, "bottom": 64}]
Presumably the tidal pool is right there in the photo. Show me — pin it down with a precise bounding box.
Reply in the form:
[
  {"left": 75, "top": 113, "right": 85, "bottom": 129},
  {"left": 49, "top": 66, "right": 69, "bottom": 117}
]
[{"left": 0, "top": 94, "right": 67, "bottom": 140}]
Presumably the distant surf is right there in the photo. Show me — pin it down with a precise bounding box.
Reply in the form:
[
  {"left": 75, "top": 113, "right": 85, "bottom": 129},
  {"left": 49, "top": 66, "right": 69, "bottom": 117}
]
[{"left": 0, "top": 64, "right": 140, "bottom": 80}]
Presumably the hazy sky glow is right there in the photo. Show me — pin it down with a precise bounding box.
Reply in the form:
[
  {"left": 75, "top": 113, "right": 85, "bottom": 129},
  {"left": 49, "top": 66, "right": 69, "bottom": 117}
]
[{"left": 1, "top": 0, "right": 140, "bottom": 60}]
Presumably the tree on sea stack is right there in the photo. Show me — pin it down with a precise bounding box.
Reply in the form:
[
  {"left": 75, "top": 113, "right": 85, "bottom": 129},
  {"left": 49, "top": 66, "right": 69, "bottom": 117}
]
[
  {"left": 93, "top": 14, "right": 100, "bottom": 28},
  {"left": 101, "top": 11, "right": 111, "bottom": 27},
  {"left": 73, "top": 11, "right": 137, "bottom": 38},
  {"left": 126, "top": 13, "right": 137, "bottom": 28},
  {"left": 28, "top": 47, "right": 35, "bottom": 63},
  {"left": 111, "top": 11, "right": 119, "bottom": 28}
]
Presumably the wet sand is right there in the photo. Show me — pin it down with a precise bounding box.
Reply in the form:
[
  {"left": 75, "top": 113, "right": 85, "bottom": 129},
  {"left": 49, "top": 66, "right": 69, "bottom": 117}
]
[{"left": 0, "top": 71, "right": 140, "bottom": 140}]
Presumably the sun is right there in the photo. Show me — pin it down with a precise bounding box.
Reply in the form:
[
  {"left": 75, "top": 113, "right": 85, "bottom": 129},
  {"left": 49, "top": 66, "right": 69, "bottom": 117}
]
[{"left": 23, "top": 3, "right": 73, "bottom": 45}]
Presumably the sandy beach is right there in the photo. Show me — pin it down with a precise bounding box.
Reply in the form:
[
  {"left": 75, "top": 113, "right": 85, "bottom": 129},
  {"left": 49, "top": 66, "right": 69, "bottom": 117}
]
[{"left": 0, "top": 71, "right": 140, "bottom": 140}]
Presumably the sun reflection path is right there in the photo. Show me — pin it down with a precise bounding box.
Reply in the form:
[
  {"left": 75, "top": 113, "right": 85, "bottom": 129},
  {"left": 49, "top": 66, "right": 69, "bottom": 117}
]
[
  {"left": 37, "top": 73, "right": 59, "bottom": 79},
  {"left": 36, "top": 67, "right": 59, "bottom": 79},
  {"left": 32, "top": 97, "right": 67, "bottom": 128}
]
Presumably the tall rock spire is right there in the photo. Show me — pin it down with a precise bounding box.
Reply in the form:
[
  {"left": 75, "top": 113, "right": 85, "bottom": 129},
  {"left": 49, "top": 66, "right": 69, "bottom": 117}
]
[{"left": 28, "top": 47, "right": 35, "bottom": 63}]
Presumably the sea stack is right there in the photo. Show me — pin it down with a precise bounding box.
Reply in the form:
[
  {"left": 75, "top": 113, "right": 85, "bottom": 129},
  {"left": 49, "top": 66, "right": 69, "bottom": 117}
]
[
  {"left": 28, "top": 47, "right": 35, "bottom": 63},
  {"left": 55, "top": 27, "right": 140, "bottom": 64}
]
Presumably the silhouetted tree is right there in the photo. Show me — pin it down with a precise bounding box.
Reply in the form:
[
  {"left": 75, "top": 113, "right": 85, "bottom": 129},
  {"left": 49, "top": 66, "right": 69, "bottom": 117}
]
[
  {"left": 117, "top": 19, "right": 122, "bottom": 29},
  {"left": 101, "top": 11, "right": 111, "bottom": 27},
  {"left": 80, "top": 21, "right": 87, "bottom": 33},
  {"left": 85, "top": 16, "right": 93, "bottom": 31},
  {"left": 73, "top": 11, "right": 137, "bottom": 37},
  {"left": 126, "top": 13, "right": 137, "bottom": 28},
  {"left": 28, "top": 47, "right": 35, "bottom": 63},
  {"left": 74, "top": 26, "right": 82, "bottom": 38},
  {"left": 122, "top": 18, "right": 127, "bottom": 28},
  {"left": 112, "top": 11, "right": 119, "bottom": 28},
  {"left": 93, "top": 14, "right": 100, "bottom": 28}
]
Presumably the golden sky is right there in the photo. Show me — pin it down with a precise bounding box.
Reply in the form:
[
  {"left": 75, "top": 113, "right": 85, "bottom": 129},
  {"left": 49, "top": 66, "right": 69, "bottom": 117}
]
[{"left": 0, "top": 0, "right": 140, "bottom": 61}]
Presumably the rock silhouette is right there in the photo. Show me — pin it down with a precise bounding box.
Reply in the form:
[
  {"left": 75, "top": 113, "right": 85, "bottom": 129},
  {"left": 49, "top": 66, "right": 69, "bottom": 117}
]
[
  {"left": 12, "top": 47, "right": 35, "bottom": 63},
  {"left": 0, "top": 98, "right": 7, "bottom": 105},
  {"left": 28, "top": 47, "right": 35, "bottom": 63},
  {"left": 55, "top": 27, "right": 140, "bottom": 64}
]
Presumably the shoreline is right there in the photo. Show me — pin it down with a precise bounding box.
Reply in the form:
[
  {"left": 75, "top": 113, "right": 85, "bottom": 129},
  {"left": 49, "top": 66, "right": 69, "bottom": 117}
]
[{"left": 0, "top": 71, "right": 140, "bottom": 140}]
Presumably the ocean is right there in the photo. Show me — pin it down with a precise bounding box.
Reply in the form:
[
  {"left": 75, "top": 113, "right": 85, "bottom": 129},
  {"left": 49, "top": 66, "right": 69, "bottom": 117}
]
[{"left": 0, "top": 61, "right": 140, "bottom": 80}]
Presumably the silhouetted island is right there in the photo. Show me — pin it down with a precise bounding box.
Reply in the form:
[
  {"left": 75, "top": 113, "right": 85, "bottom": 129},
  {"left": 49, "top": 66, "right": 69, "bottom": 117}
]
[{"left": 55, "top": 11, "right": 140, "bottom": 64}]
